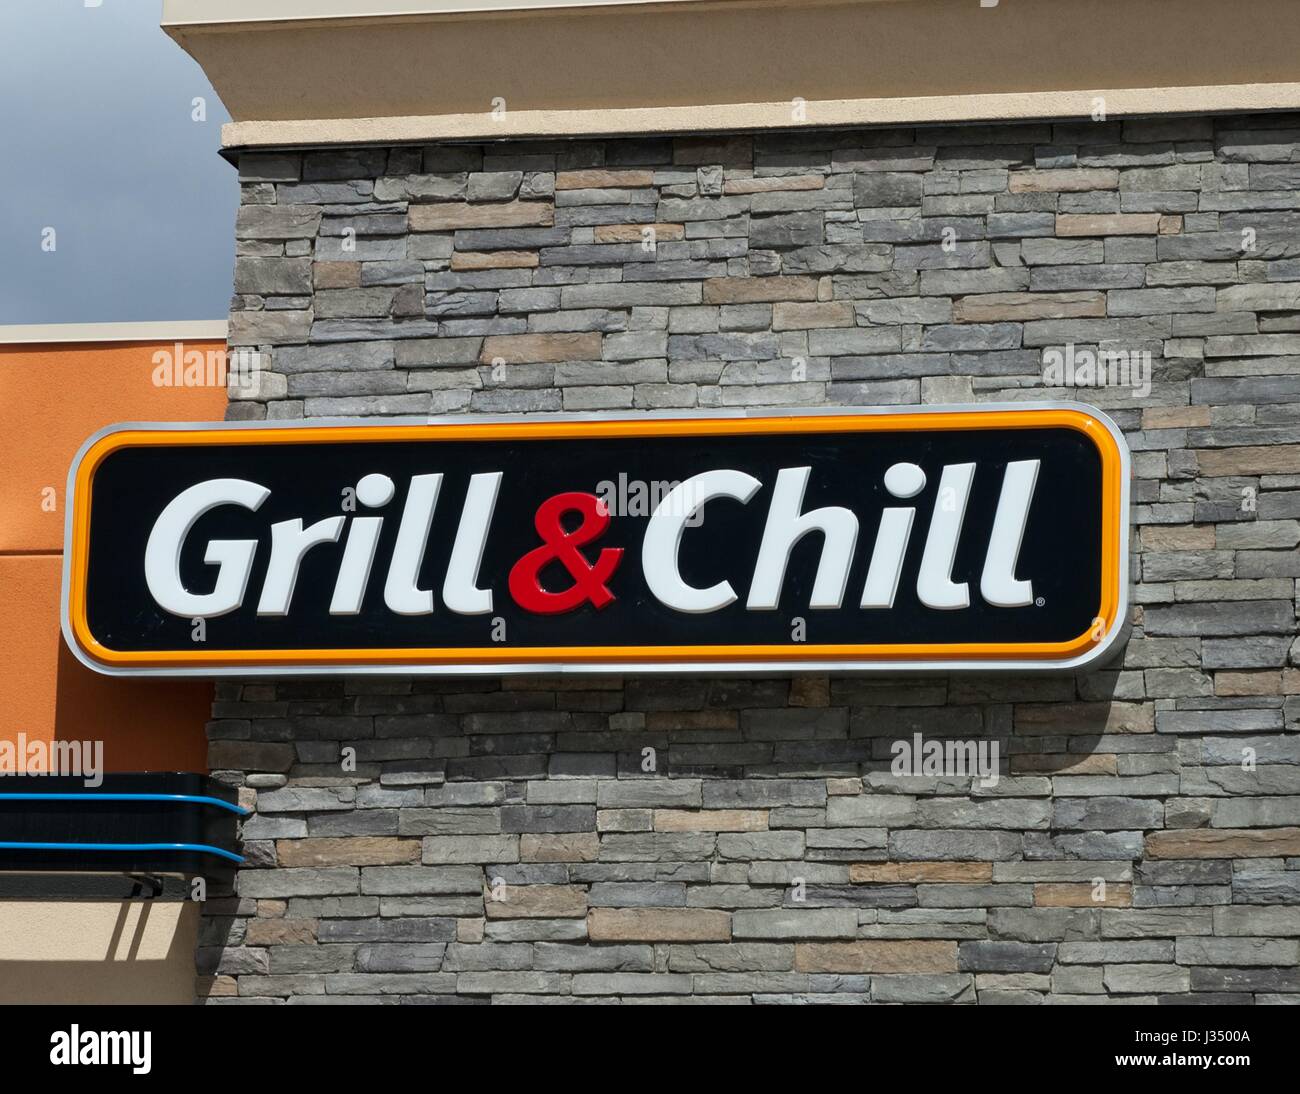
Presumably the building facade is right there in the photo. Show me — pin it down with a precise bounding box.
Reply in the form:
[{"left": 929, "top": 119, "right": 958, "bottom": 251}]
[
  {"left": 0, "top": 325, "right": 225, "bottom": 1002},
  {"left": 184, "top": 113, "right": 1300, "bottom": 1003},
  {"left": 9, "top": 0, "right": 1300, "bottom": 1004}
]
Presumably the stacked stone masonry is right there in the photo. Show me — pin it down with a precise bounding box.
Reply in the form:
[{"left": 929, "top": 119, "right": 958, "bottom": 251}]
[{"left": 205, "top": 113, "right": 1300, "bottom": 1003}]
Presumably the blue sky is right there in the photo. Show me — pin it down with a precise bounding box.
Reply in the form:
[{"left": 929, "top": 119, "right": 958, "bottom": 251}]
[{"left": 0, "top": 2, "right": 237, "bottom": 324}]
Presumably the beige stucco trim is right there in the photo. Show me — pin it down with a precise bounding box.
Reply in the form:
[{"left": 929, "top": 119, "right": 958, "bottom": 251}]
[
  {"left": 0, "top": 321, "right": 228, "bottom": 346},
  {"left": 162, "top": 0, "right": 779, "bottom": 23},
  {"left": 0, "top": 900, "right": 198, "bottom": 1004},
  {"left": 166, "top": 0, "right": 1300, "bottom": 149},
  {"left": 222, "top": 83, "right": 1300, "bottom": 149}
]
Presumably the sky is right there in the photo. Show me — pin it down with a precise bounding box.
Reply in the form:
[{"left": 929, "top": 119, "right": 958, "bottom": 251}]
[{"left": 0, "top": 1, "right": 237, "bottom": 325}]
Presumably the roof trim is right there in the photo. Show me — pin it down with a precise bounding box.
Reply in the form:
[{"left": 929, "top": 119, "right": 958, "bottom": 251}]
[
  {"left": 219, "top": 83, "right": 1300, "bottom": 151},
  {"left": 0, "top": 321, "right": 228, "bottom": 346},
  {"left": 165, "top": 0, "right": 1300, "bottom": 149},
  {"left": 161, "top": 0, "right": 807, "bottom": 26}
]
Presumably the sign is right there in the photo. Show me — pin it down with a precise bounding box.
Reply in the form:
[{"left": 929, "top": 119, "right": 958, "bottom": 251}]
[{"left": 62, "top": 406, "right": 1129, "bottom": 675}]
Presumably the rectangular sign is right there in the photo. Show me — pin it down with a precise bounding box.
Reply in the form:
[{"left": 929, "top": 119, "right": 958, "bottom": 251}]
[{"left": 62, "top": 406, "right": 1129, "bottom": 675}]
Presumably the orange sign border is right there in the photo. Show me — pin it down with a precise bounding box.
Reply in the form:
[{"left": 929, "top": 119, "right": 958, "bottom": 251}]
[{"left": 64, "top": 409, "right": 1127, "bottom": 672}]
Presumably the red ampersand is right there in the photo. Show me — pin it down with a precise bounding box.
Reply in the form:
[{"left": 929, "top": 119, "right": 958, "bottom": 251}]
[{"left": 508, "top": 492, "right": 623, "bottom": 614}]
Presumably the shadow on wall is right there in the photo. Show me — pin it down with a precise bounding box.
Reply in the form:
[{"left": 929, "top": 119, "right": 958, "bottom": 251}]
[
  {"left": 209, "top": 668, "right": 1128, "bottom": 784},
  {"left": 54, "top": 640, "right": 212, "bottom": 774},
  {"left": 192, "top": 667, "right": 1127, "bottom": 999},
  {"left": 0, "top": 899, "right": 200, "bottom": 1004}
]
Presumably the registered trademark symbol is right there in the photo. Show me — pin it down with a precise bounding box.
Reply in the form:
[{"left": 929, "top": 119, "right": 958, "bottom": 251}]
[{"left": 1035, "top": 597, "right": 1045, "bottom": 607}]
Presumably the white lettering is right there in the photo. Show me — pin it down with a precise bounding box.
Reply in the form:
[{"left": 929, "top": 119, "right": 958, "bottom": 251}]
[
  {"left": 916, "top": 463, "right": 974, "bottom": 610},
  {"left": 443, "top": 471, "right": 501, "bottom": 615},
  {"left": 980, "top": 459, "right": 1040, "bottom": 608},
  {"left": 861, "top": 462, "right": 925, "bottom": 609},
  {"left": 747, "top": 466, "right": 858, "bottom": 610},
  {"left": 643, "top": 470, "right": 761, "bottom": 612},
  {"left": 144, "top": 479, "right": 269, "bottom": 617},
  {"left": 385, "top": 474, "right": 441, "bottom": 615}
]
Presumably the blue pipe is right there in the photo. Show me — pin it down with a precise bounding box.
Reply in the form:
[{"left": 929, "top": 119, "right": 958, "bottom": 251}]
[
  {"left": 0, "top": 841, "right": 243, "bottom": 864},
  {"left": 0, "top": 792, "right": 249, "bottom": 816}
]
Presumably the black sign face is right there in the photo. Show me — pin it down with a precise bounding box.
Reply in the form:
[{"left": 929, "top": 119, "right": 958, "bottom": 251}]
[{"left": 63, "top": 407, "right": 1129, "bottom": 675}]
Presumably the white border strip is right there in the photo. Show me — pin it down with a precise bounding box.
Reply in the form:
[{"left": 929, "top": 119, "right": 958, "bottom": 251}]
[
  {"left": 162, "top": 0, "right": 732, "bottom": 23},
  {"left": 60, "top": 403, "right": 1132, "bottom": 678},
  {"left": 0, "top": 321, "right": 228, "bottom": 346},
  {"left": 217, "top": 83, "right": 1300, "bottom": 149}
]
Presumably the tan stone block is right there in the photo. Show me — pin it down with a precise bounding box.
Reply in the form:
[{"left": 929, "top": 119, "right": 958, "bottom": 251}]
[
  {"left": 849, "top": 862, "right": 993, "bottom": 884},
  {"left": 409, "top": 201, "right": 553, "bottom": 231},
  {"left": 245, "top": 918, "right": 319, "bottom": 945},
  {"left": 197, "top": 975, "right": 238, "bottom": 998},
  {"left": 724, "top": 174, "right": 824, "bottom": 194},
  {"left": 702, "top": 276, "right": 818, "bottom": 304},
  {"left": 1284, "top": 669, "right": 1300, "bottom": 695},
  {"left": 210, "top": 740, "right": 295, "bottom": 772},
  {"left": 1198, "top": 446, "right": 1300, "bottom": 477},
  {"left": 484, "top": 884, "right": 589, "bottom": 919},
  {"left": 1142, "top": 405, "right": 1212, "bottom": 429},
  {"left": 313, "top": 261, "right": 361, "bottom": 289},
  {"left": 480, "top": 332, "right": 602, "bottom": 363},
  {"left": 794, "top": 940, "right": 957, "bottom": 973},
  {"left": 555, "top": 169, "right": 655, "bottom": 190},
  {"left": 596, "top": 809, "right": 653, "bottom": 832},
  {"left": 1159, "top": 215, "right": 1184, "bottom": 235},
  {"left": 827, "top": 778, "right": 864, "bottom": 796},
  {"left": 457, "top": 917, "right": 485, "bottom": 943},
  {"left": 1008, "top": 168, "right": 1119, "bottom": 193},
  {"left": 228, "top": 309, "right": 312, "bottom": 346},
  {"left": 789, "top": 675, "right": 831, "bottom": 707},
  {"left": 1215, "top": 670, "right": 1283, "bottom": 697},
  {"left": 257, "top": 900, "right": 287, "bottom": 918},
  {"left": 825, "top": 778, "right": 862, "bottom": 798},
  {"left": 1056, "top": 213, "right": 1163, "bottom": 236},
  {"left": 276, "top": 837, "right": 420, "bottom": 867},
  {"left": 645, "top": 710, "right": 739, "bottom": 731},
  {"left": 451, "top": 250, "right": 539, "bottom": 270},
  {"left": 587, "top": 907, "right": 731, "bottom": 942},
  {"left": 593, "top": 222, "right": 685, "bottom": 243},
  {"left": 1011, "top": 753, "right": 1118, "bottom": 776},
  {"left": 773, "top": 301, "right": 854, "bottom": 330},
  {"left": 653, "top": 809, "right": 768, "bottom": 832},
  {"left": 520, "top": 832, "right": 600, "bottom": 862},
  {"left": 1035, "top": 882, "right": 1132, "bottom": 908},
  {"left": 1015, "top": 702, "right": 1154, "bottom": 735},
  {"left": 952, "top": 291, "right": 1104, "bottom": 323},
  {"left": 1146, "top": 828, "right": 1300, "bottom": 859},
  {"left": 1141, "top": 523, "right": 1216, "bottom": 550}
]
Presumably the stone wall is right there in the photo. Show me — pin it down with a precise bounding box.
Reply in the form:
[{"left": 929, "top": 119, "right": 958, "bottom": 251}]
[{"left": 202, "top": 113, "right": 1300, "bottom": 1003}]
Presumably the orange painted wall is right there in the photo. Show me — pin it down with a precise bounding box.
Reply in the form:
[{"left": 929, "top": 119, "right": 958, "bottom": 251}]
[{"left": 0, "top": 340, "right": 227, "bottom": 773}]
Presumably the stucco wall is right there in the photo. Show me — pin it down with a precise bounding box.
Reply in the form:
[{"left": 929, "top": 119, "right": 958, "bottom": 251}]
[
  {"left": 0, "top": 337, "right": 225, "bottom": 1004},
  {"left": 163, "top": 0, "right": 1300, "bottom": 146},
  {"left": 0, "top": 338, "right": 223, "bottom": 775},
  {"left": 201, "top": 113, "right": 1300, "bottom": 1003},
  {"left": 0, "top": 900, "right": 199, "bottom": 1005}
]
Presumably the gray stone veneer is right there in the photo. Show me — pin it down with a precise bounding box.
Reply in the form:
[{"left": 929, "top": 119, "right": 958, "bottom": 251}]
[{"left": 202, "top": 113, "right": 1300, "bottom": 1003}]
